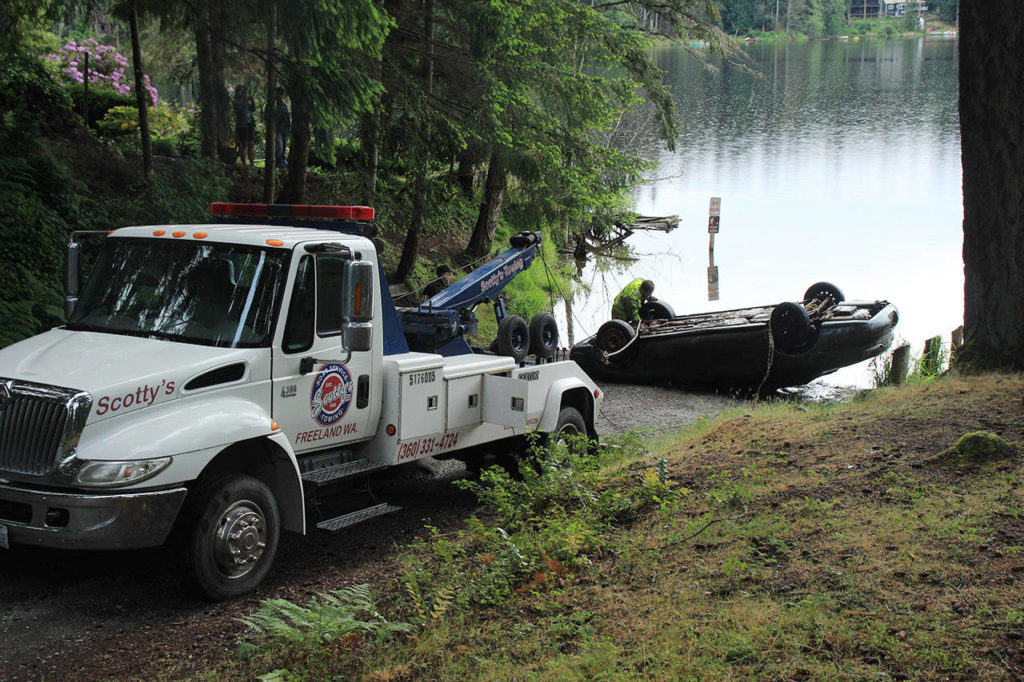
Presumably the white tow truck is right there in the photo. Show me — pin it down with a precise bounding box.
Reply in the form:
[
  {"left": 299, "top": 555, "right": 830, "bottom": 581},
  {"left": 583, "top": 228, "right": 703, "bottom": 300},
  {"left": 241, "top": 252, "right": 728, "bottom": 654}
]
[{"left": 0, "top": 203, "right": 602, "bottom": 598}]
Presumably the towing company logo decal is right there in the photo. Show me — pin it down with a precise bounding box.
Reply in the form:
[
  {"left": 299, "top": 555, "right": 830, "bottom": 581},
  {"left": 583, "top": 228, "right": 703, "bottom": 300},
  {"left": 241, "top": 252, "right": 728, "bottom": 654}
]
[{"left": 310, "top": 363, "right": 353, "bottom": 426}]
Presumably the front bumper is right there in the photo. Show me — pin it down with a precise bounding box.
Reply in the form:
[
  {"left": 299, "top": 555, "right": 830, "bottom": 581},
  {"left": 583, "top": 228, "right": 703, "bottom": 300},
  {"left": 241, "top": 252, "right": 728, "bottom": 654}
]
[{"left": 0, "top": 483, "right": 188, "bottom": 550}]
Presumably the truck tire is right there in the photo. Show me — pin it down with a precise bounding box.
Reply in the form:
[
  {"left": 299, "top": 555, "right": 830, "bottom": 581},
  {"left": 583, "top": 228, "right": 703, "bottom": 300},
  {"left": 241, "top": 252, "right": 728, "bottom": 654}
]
[
  {"left": 550, "top": 406, "right": 587, "bottom": 454},
  {"left": 496, "top": 315, "right": 530, "bottom": 363},
  {"left": 529, "top": 312, "right": 559, "bottom": 359},
  {"left": 183, "top": 474, "right": 280, "bottom": 600}
]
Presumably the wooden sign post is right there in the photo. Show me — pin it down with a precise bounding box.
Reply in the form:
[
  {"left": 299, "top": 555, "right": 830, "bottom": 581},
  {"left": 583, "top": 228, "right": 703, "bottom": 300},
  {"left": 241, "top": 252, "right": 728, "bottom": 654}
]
[{"left": 708, "top": 197, "right": 721, "bottom": 301}]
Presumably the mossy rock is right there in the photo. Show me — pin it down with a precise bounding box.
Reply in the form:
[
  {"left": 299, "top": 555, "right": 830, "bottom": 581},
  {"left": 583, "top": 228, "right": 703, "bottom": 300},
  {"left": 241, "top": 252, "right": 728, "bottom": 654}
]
[{"left": 929, "top": 431, "right": 1020, "bottom": 469}]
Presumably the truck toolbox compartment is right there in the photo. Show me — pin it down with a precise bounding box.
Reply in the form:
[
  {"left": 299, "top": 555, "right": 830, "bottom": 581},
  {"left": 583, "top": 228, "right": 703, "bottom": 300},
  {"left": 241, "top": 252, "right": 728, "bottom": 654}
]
[
  {"left": 392, "top": 355, "right": 445, "bottom": 440},
  {"left": 482, "top": 374, "right": 528, "bottom": 428}
]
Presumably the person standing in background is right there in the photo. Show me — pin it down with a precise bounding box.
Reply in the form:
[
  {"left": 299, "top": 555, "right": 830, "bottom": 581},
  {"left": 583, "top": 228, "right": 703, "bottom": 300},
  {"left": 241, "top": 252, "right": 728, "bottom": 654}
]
[
  {"left": 233, "top": 85, "right": 255, "bottom": 167},
  {"left": 274, "top": 87, "right": 290, "bottom": 169}
]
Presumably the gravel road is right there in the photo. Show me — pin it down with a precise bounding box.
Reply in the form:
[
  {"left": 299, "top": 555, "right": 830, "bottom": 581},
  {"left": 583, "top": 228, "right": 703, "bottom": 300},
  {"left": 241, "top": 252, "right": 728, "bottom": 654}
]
[{"left": 594, "top": 381, "right": 745, "bottom": 435}]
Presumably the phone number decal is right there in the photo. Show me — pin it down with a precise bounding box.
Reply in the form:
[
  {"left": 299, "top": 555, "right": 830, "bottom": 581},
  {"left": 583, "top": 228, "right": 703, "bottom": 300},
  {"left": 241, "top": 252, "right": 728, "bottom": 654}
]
[{"left": 397, "top": 432, "right": 460, "bottom": 461}]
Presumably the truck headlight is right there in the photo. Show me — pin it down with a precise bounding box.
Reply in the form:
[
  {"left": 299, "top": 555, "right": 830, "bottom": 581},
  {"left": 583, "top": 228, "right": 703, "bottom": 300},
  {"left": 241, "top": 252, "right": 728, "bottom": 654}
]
[{"left": 76, "top": 458, "right": 172, "bottom": 487}]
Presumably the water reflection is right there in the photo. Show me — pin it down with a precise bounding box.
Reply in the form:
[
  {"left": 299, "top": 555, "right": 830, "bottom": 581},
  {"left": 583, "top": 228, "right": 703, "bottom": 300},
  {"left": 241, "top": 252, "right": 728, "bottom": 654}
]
[{"left": 565, "top": 37, "right": 962, "bottom": 388}]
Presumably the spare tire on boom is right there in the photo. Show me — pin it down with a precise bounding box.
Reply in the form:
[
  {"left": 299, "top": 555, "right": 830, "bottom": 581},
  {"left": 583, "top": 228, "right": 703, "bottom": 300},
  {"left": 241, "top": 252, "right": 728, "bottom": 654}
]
[
  {"left": 496, "top": 315, "right": 530, "bottom": 363},
  {"left": 529, "top": 312, "right": 559, "bottom": 359}
]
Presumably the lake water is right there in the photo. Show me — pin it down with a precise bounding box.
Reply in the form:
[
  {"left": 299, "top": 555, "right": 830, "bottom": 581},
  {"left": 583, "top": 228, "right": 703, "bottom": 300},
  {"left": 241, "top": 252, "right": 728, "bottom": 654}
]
[{"left": 563, "top": 37, "right": 962, "bottom": 389}]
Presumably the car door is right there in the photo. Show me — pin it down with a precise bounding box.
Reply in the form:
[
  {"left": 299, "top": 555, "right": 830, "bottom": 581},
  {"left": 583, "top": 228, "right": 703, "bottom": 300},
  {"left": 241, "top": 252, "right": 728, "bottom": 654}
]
[{"left": 271, "top": 248, "right": 374, "bottom": 452}]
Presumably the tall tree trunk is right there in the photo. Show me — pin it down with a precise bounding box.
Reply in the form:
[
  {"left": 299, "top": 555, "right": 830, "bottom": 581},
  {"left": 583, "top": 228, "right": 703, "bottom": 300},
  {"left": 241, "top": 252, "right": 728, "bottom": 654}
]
[
  {"left": 193, "top": 3, "right": 218, "bottom": 159},
  {"left": 193, "top": 0, "right": 230, "bottom": 160},
  {"left": 456, "top": 147, "right": 475, "bottom": 197},
  {"left": 280, "top": 93, "right": 310, "bottom": 203},
  {"left": 466, "top": 150, "right": 507, "bottom": 259},
  {"left": 395, "top": 174, "right": 426, "bottom": 280},
  {"left": 209, "top": 6, "right": 231, "bottom": 151},
  {"left": 128, "top": 0, "right": 152, "bottom": 178},
  {"left": 262, "top": 0, "right": 277, "bottom": 203},
  {"left": 394, "top": 0, "right": 435, "bottom": 282},
  {"left": 359, "top": 109, "right": 380, "bottom": 206},
  {"left": 960, "top": 1, "right": 1024, "bottom": 369}
]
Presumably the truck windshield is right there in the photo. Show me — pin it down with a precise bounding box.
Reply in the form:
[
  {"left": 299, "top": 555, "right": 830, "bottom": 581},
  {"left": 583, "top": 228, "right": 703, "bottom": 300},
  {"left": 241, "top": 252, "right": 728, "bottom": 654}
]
[{"left": 67, "top": 238, "right": 289, "bottom": 348}]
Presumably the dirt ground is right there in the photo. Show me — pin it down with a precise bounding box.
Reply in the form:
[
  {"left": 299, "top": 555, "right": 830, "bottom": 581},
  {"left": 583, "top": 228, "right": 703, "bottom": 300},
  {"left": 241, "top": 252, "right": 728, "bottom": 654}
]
[{"left": 0, "top": 379, "right": 823, "bottom": 681}]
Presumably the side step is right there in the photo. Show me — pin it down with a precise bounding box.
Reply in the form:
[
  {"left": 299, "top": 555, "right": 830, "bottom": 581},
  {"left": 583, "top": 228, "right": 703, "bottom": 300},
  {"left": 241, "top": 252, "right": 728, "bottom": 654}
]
[
  {"left": 316, "top": 503, "right": 402, "bottom": 532},
  {"left": 301, "top": 458, "right": 390, "bottom": 485}
]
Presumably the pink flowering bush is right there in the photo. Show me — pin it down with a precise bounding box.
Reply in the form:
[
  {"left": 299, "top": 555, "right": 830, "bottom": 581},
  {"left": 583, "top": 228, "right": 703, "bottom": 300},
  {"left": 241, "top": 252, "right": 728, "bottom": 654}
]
[{"left": 42, "top": 39, "right": 157, "bottom": 106}]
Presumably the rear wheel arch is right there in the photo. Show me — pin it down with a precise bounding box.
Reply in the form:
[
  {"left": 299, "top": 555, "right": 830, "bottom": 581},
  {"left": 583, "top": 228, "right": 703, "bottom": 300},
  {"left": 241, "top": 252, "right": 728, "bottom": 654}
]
[{"left": 559, "top": 386, "right": 597, "bottom": 442}]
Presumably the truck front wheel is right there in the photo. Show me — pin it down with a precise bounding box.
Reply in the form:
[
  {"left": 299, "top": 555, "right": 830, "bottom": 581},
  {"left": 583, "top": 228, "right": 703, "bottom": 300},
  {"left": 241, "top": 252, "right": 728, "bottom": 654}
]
[{"left": 184, "top": 474, "right": 280, "bottom": 600}]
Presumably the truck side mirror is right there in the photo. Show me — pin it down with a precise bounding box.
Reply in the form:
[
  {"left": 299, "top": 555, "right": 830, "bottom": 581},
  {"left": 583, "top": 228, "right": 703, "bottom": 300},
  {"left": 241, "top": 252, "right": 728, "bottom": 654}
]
[
  {"left": 341, "top": 260, "right": 373, "bottom": 352},
  {"left": 65, "top": 241, "right": 81, "bottom": 320}
]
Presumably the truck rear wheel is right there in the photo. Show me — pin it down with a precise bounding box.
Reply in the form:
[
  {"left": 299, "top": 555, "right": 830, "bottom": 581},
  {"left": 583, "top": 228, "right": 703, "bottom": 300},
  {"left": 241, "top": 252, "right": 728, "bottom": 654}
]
[
  {"left": 550, "top": 406, "right": 588, "bottom": 455},
  {"left": 184, "top": 474, "right": 280, "bottom": 600}
]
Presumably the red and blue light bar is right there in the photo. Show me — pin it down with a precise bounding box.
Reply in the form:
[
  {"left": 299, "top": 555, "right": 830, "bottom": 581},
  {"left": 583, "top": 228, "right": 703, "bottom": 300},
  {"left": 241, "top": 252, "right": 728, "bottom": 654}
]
[{"left": 210, "top": 203, "right": 375, "bottom": 221}]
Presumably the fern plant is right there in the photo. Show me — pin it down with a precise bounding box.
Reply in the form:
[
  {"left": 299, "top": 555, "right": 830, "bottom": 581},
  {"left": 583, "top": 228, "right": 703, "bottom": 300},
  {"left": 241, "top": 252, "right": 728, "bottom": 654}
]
[{"left": 237, "top": 584, "right": 412, "bottom": 656}]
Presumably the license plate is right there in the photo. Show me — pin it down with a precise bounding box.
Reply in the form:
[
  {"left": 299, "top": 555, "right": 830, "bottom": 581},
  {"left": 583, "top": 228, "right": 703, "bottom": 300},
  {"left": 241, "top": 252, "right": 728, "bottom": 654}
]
[{"left": 0, "top": 524, "right": 8, "bottom": 550}]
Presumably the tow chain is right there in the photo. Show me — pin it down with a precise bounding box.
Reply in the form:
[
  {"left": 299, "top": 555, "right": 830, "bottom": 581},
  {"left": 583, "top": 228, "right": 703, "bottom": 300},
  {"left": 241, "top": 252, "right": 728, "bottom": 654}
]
[{"left": 756, "top": 322, "right": 776, "bottom": 396}]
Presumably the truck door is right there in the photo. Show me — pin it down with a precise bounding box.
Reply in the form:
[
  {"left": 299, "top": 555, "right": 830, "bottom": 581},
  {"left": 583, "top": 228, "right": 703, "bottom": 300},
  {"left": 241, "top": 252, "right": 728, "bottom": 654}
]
[{"left": 272, "top": 250, "right": 374, "bottom": 452}]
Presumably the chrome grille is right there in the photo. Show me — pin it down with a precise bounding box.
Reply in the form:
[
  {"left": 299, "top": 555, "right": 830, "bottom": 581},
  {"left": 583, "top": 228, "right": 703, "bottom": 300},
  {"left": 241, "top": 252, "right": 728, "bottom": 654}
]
[{"left": 0, "top": 380, "right": 91, "bottom": 478}]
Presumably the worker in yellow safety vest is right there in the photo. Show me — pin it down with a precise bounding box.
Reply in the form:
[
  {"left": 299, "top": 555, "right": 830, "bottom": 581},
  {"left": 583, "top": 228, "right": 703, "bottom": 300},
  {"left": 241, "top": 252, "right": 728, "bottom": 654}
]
[{"left": 611, "top": 278, "right": 655, "bottom": 322}]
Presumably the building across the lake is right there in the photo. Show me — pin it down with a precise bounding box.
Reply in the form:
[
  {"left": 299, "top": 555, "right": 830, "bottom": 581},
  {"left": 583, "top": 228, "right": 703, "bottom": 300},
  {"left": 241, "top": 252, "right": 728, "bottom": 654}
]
[{"left": 849, "top": 0, "right": 927, "bottom": 18}]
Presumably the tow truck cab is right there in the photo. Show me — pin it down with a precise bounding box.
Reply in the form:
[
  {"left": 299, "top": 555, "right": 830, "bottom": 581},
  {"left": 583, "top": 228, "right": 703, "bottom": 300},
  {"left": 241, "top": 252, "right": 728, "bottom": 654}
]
[{"left": 0, "top": 203, "right": 602, "bottom": 599}]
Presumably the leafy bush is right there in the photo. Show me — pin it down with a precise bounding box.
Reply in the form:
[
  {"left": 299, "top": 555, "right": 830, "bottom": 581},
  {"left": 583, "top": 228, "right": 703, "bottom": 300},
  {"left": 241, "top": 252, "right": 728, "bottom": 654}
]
[
  {"left": 98, "top": 104, "right": 189, "bottom": 140},
  {"left": 400, "top": 435, "right": 684, "bottom": 613},
  {"left": 152, "top": 137, "right": 177, "bottom": 156},
  {"left": 0, "top": 52, "right": 73, "bottom": 134}
]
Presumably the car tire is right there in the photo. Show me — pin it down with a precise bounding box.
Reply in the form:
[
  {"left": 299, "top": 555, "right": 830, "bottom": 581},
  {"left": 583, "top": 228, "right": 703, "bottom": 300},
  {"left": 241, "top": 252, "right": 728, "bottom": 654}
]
[
  {"left": 802, "top": 281, "right": 844, "bottom": 305},
  {"left": 770, "top": 301, "right": 819, "bottom": 355},
  {"left": 640, "top": 299, "right": 675, "bottom": 320},
  {"left": 594, "top": 319, "right": 635, "bottom": 354}
]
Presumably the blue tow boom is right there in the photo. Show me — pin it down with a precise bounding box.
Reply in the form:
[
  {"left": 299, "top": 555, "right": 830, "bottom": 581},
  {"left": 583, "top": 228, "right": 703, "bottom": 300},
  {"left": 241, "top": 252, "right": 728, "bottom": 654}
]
[{"left": 398, "top": 231, "right": 542, "bottom": 356}]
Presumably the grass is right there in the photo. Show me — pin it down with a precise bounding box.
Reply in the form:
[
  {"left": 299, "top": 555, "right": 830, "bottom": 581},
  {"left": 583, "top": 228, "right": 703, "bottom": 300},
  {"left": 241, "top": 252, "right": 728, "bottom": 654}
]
[{"left": 191, "top": 373, "right": 1023, "bottom": 680}]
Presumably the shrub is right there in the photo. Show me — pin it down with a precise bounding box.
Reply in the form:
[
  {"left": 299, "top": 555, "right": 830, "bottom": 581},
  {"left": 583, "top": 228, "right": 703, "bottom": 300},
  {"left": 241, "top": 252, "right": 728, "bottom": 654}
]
[
  {"left": 152, "top": 137, "right": 177, "bottom": 156},
  {"left": 63, "top": 82, "right": 134, "bottom": 129},
  {"left": 97, "top": 104, "right": 188, "bottom": 140},
  {"left": 0, "top": 53, "right": 74, "bottom": 134},
  {"left": 400, "top": 435, "right": 682, "bottom": 613},
  {"left": 41, "top": 39, "right": 157, "bottom": 106}
]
